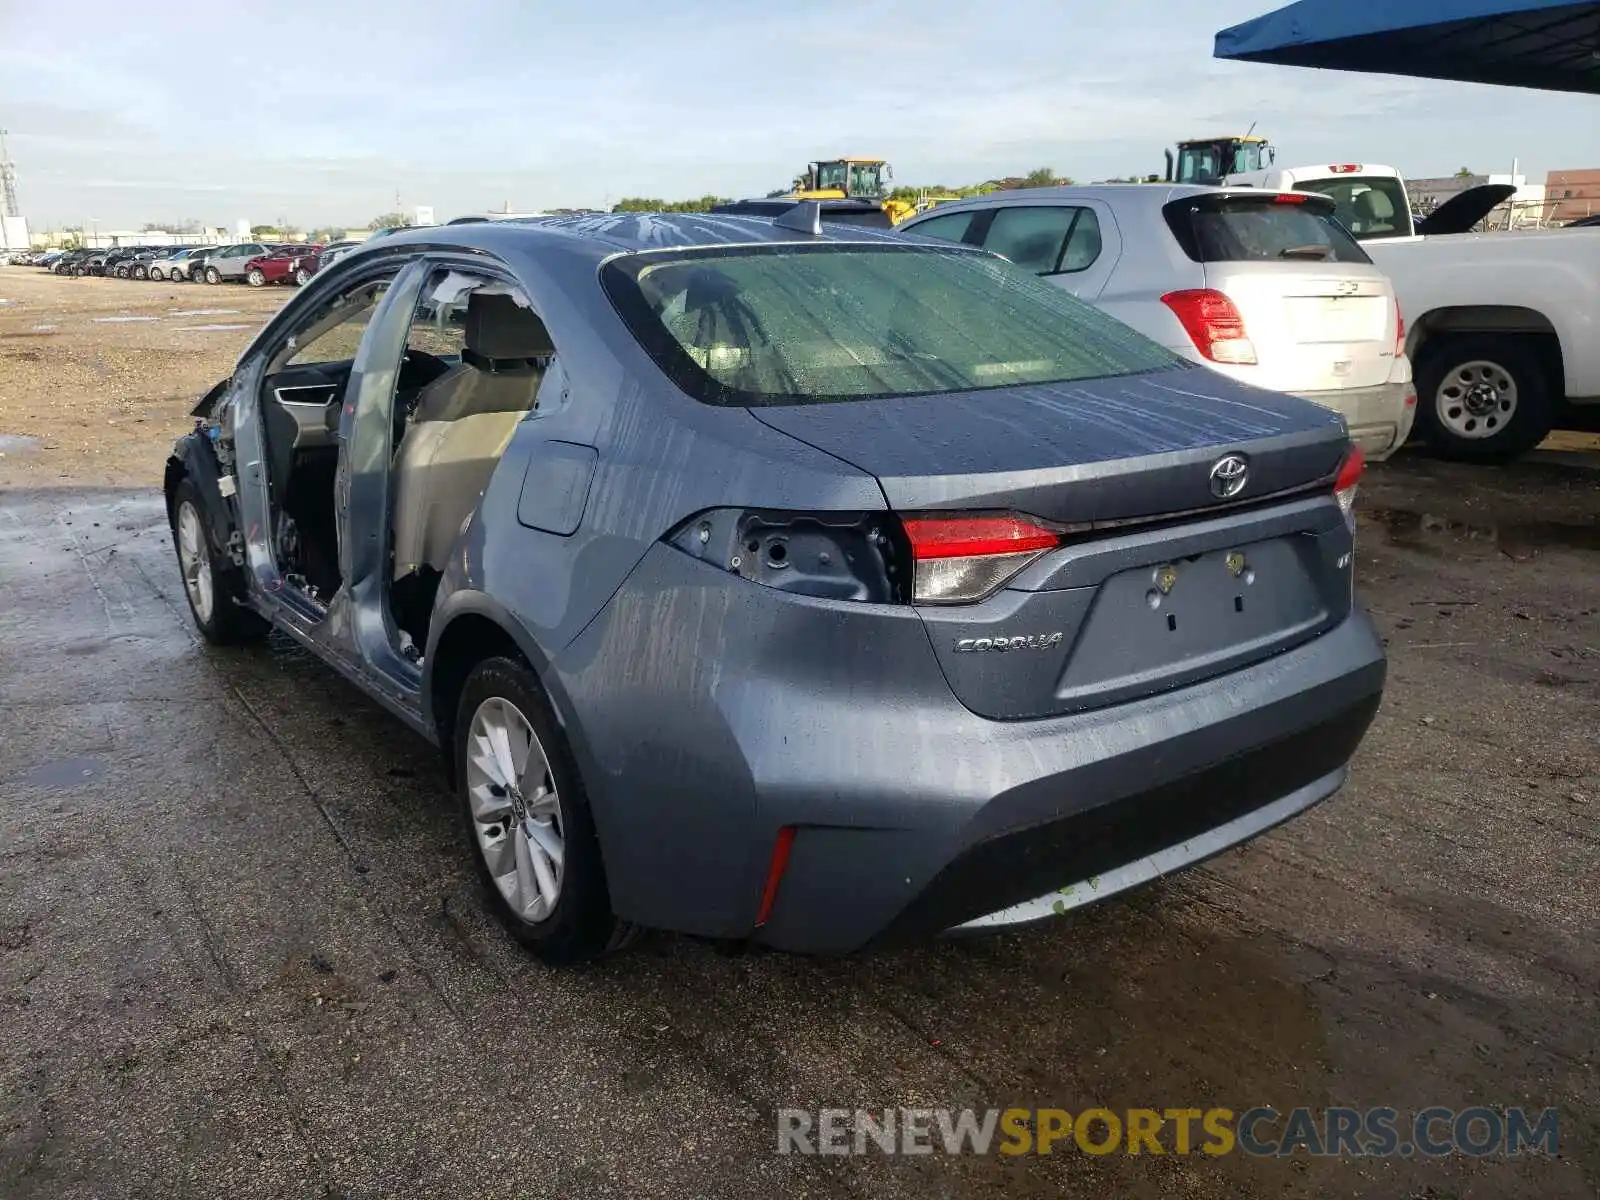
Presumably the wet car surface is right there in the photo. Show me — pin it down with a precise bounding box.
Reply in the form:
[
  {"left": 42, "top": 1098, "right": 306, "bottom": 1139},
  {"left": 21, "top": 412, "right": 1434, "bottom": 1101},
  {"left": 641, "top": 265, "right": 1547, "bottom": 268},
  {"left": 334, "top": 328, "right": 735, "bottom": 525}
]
[{"left": 1, "top": 442, "right": 1596, "bottom": 1197}]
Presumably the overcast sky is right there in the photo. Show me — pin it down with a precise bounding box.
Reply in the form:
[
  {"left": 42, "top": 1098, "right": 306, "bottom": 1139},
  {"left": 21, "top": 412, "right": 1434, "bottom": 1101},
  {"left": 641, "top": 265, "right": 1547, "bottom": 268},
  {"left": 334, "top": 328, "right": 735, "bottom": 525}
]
[{"left": 2, "top": 0, "right": 1596, "bottom": 230}]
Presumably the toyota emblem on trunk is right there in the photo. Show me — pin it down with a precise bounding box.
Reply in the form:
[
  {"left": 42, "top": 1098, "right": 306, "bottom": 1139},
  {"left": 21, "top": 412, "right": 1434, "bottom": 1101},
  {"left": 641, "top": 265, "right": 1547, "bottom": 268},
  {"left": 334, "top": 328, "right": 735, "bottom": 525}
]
[{"left": 1209, "top": 454, "right": 1249, "bottom": 499}]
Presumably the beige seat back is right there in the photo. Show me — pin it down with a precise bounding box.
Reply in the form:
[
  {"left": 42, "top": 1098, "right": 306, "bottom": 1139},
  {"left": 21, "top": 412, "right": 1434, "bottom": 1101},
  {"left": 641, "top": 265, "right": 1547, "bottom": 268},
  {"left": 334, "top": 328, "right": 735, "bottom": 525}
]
[{"left": 392, "top": 293, "right": 554, "bottom": 576}]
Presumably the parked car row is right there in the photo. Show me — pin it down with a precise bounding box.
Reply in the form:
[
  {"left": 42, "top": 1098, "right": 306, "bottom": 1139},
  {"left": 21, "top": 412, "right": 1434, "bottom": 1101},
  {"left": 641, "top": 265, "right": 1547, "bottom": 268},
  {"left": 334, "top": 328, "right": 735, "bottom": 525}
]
[{"left": 13, "top": 243, "right": 329, "bottom": 287}]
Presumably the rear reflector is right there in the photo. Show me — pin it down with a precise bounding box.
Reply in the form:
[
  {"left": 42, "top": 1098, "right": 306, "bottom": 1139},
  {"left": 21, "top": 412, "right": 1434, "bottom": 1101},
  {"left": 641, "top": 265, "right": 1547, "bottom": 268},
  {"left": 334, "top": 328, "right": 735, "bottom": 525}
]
[
  {"left": 900, "top": 514, "right": 1060, "bottom": 603},
  {"left": 754, "top": 826, "right": 796, "bottom": 928},
  {"left": 1333, "top": 444, "right": 1364, "bottom": 529},
  {"left": 1160, "top": 290, "right": 1258, "bottom": 366}
]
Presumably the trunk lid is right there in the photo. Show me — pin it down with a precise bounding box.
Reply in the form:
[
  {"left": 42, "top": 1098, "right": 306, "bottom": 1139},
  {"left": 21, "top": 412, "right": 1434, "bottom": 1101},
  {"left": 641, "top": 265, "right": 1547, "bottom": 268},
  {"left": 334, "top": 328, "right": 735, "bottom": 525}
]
[
  {"left": 1163, "top": 190, "right": 1400, "bottom": 393},
  {"left": 749, "top": 365, "right": 1348, "bottom": 524},
  {"left": 750, "top": 368, "right": 1354, "bottom": 720},
  {"left": 1205, "top": 262, "right": 1398, "bottom": 391}
]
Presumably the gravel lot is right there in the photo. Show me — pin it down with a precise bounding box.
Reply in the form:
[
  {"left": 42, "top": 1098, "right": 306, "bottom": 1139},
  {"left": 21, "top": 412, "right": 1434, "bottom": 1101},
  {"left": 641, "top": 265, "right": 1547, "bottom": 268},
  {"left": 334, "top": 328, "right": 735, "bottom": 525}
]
[{"left": 2, "top": 266, "right": 1597, "bottom": 1198}]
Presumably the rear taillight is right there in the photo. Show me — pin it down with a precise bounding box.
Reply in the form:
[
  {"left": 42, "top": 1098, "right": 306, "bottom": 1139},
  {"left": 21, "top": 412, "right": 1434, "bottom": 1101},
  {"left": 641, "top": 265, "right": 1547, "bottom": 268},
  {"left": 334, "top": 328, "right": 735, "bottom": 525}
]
[
  {"left": 1394, "top": 301, "right": 1406, "bottom": 358},
  {"left": 1161, "top": 289, "right": 1258, "bottom": 365},
  {"left": 900, "top": 514, "right": 1059, "bottom": 604},
  {"left": 1333, "top": 444, "right": 1364, "bottom": 530}
]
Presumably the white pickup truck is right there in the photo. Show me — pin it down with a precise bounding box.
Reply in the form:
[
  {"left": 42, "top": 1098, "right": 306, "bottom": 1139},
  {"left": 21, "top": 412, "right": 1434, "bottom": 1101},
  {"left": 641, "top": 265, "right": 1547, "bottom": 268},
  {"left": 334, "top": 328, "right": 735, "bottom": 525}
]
[{"left": 1224, "top": 163, "right": 1600, "bottom": 462}]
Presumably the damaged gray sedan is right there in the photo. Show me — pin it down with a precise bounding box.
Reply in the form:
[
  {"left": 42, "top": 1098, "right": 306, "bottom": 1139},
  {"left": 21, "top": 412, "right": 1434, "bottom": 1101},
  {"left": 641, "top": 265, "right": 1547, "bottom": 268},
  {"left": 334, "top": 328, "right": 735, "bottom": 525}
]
[{"left": 165, "top": 208, "right": 1385, "bottom": 964}]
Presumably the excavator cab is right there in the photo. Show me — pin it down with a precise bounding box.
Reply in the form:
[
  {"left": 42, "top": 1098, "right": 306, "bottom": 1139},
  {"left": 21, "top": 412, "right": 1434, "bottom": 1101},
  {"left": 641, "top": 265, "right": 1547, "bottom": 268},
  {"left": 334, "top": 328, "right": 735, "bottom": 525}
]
[{"left": 1165, "top": 136, "right": 1275, "bottom": 187}]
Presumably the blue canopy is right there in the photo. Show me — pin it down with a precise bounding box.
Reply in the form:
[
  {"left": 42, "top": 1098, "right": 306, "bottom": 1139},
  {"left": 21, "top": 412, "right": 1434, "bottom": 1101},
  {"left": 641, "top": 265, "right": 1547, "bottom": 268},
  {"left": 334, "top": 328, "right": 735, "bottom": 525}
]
[{"left": 1215, "top": 0, "right": 1600, "bottom": 94}]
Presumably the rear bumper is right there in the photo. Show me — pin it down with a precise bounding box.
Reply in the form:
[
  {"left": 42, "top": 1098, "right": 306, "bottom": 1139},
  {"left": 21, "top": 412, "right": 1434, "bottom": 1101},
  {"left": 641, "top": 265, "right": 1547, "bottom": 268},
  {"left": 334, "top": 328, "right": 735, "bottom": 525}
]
[
  {"left": 1293, "top": 381, "right": 1415, "bottom": 461},
  {"left": 554, "top": 545, "right": 1387, "bottom": 955}
]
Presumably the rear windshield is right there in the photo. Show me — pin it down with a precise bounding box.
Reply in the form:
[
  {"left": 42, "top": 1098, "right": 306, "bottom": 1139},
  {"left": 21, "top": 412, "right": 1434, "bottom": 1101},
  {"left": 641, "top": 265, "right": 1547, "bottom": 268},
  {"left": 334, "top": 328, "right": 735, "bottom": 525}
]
[
  {"left": 1163, "top": 195, "right": 1372, "bottom": 265},
  {"left": 1291, "top": 176, "right": 1411, "bottom": 240},
  {"left": 602, "top": 243, "right": 1181, "bottom": 406}
]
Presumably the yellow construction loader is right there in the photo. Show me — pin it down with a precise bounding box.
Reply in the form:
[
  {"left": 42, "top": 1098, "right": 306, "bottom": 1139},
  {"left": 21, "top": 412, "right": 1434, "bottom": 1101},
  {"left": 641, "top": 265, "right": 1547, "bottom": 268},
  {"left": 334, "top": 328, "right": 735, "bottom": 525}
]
[
  {"left": 780, "top": 158, "right": 949, "bottom": 225},
  {"left": 1163, "top": 135, "right": 1276, "bottom": 187}
]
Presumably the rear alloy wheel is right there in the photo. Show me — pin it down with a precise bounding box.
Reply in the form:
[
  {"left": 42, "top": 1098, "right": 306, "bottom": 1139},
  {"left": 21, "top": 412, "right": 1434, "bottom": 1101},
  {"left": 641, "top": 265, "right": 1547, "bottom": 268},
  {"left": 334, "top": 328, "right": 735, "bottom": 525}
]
[
  {"left": 246, "top": 267, "right": 266, "bottom": 287},
  {"left": 293, "top": 267, "right": 312, "bottom": 286},
  {"left": 169, "top": 479, "right": 267, "bottom": 645},
  {"left": 150, "top": 267, "right": 165, "bottom": 281},
  {"left": 204, "top": 266, "right": 221, "bottom": 285},
  {"left": 1415, "top": 335, "right": 1553, "bottom": 464},
  {"left": 133, "top": 264, "right": 148, "bottom": 280},
  {"left": 455, "top": 657, "right": 636, "bottom": 964}
]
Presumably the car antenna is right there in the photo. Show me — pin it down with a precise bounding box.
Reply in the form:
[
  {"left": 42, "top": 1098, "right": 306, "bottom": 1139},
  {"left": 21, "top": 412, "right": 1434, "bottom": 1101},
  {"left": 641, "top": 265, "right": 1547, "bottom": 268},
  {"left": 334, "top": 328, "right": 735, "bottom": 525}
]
[{"left": 774, "top": 200, "right": 822, "bottom": 235}]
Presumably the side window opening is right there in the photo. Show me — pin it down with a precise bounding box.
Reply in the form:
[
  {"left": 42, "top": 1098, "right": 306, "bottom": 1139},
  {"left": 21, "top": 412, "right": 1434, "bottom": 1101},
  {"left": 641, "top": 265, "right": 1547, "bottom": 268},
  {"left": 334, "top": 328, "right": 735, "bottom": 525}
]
[
  {"left": 389, "top": 269, "right": 558, "bottom": 652},
  {"left": 979, "top": 206, "right": 1100, "bottom": 276}
]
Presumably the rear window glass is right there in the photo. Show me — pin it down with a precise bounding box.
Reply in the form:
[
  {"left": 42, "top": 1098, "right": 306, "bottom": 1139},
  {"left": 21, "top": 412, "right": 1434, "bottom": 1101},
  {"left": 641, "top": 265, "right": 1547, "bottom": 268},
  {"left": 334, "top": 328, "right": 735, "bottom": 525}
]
[
  {"left": 1292, "top": 176, "right": 1410, "bottom": 239},
  {"left": 602, "top": 243, "right": 1182, "bottom": 407},
  {"left": 1163, "top": 196, "right": 1372, "bottom": 265}
]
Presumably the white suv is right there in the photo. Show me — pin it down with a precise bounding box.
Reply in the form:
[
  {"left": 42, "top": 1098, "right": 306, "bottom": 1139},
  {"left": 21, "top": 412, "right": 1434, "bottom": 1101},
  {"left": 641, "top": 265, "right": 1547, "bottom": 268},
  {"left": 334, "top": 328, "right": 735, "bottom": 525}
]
[{"left": 899, "top": 185, "right": 1415, "bottom": 459}]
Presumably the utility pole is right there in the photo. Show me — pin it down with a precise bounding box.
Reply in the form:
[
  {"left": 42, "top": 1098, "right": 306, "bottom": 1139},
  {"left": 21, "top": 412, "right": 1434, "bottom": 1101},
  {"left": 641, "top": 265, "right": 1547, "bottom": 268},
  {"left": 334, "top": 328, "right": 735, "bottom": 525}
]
[{"left": 0, "top": 128, "right": 21, "bottom": 219}]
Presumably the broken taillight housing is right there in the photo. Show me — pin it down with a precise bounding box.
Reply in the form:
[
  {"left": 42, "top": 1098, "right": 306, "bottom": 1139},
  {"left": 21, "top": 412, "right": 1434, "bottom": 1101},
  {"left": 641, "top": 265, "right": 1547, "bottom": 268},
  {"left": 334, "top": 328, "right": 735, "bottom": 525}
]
[
  {"left": 899, "top": 514, "right": 1060, "bottom": 604},
  {"left": 667, "top": 508, "right": 1065, "bottom": 606},
  {"left": 1333, "top": 444, "right": 1364, "bottom": 531},
  {"left": 1161, "top": 289, "right": 1258, "bottom": 365}
]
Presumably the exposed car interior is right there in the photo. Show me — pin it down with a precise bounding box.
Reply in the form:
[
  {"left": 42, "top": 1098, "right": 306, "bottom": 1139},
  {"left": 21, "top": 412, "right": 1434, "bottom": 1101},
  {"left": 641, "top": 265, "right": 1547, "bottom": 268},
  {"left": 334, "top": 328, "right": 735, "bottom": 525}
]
[
  {"left": 389, "top": 282, "right": 554, "bottom": 648},
  {"left": 251, "top": 270, "right": 552, "bottom": 649}
]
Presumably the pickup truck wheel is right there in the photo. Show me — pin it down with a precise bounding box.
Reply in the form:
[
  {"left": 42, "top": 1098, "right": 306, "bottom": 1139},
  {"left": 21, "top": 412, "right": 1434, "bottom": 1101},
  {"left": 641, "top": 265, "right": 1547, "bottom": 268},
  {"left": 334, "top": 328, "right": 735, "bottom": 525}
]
[
  {"left": 455, "top": 656, "right": 639, "bottom": 965},
  {"left": 204, "top": 266, "right": 222, "bottom": 285},
  {"left": 1415, "top": 335, "right": 1553, "bottom": 464},
  {"left": 246, "top": 268, "right": 266, "bottom": 287},
  {"left": 169, "top": 479, "right": 267, "bottom": 645}
]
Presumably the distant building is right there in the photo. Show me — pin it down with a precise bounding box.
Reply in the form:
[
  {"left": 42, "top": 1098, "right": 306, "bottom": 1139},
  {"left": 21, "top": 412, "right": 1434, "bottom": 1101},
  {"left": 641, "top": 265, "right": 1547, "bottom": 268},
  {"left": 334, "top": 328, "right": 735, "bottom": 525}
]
[{"left": 1544, "top": 168, "right": 1600, "bottom": 223}]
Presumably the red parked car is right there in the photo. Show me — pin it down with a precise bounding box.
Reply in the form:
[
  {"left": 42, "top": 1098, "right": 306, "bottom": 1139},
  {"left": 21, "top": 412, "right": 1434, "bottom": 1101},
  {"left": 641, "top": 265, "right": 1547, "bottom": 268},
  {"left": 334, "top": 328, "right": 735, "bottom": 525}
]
[{"left": 242, "top": 245, "right": 325, "bottom": 287}]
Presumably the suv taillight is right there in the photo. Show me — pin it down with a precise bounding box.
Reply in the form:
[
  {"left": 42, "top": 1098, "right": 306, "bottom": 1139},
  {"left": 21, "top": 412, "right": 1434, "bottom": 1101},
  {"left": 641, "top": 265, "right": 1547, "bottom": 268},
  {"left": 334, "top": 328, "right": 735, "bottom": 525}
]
[
  {"left": 1394, "top": 301, "right": 1406, "bottom": 358},
  {"left": 900, "top": 514, "right": 1060, "bottom": 604},
  {"left": 1161, "top": 289, "right": 1257, "bottom": 365},
  {"left": 1333, "top": 445, "right": 1364, "bottom": 531}
]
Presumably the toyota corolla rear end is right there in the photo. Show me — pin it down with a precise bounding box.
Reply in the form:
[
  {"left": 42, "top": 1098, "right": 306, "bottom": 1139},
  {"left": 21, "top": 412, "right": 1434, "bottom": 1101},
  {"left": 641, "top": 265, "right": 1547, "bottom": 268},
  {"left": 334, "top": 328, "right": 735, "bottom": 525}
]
[{"left": 559, "top": 237, "right": 1386, "bottom": 955}]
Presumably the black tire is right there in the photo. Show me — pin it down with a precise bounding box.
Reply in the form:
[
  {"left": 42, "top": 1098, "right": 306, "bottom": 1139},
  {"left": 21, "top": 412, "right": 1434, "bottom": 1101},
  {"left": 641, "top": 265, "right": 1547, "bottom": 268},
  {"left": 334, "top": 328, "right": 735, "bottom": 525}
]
[
  {"left": 204, "top": 266, "right": 221, "bottom": 285},
  {"left": 133, "top": 265, "right": 148, "bottom": 280},
  {"left": 454, "top": 656, "right": 637, "bottom": 965},
  {"left": 246, "top": 267, "right": 265, "bottom": 287},
  {"left": 293, "top": 267, "right": 311, "bottom": 286},
  {"left": 168, "top": 478, "right": 268, "bottom": 645},
  {"left": 1414, "top": 335, "right": 1554, "bottom": 464}
]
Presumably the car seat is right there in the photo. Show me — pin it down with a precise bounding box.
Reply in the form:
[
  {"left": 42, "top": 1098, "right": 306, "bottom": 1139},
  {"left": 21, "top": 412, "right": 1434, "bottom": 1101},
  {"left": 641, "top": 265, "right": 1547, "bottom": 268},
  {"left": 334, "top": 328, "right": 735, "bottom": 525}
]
[
  {"left": 391, "top": 292, "right": 552, "bottom": 577},
  {"left": 1352, "top": 189, "right": 1396, "bottom": 235}
]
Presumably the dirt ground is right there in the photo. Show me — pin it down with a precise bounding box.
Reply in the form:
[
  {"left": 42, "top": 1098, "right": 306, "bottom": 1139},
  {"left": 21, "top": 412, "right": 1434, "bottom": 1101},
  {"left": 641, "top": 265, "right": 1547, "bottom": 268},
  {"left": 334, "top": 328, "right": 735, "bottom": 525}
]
[{"left": 1, "top": 265, "right": 1597, "bottom": 1198}]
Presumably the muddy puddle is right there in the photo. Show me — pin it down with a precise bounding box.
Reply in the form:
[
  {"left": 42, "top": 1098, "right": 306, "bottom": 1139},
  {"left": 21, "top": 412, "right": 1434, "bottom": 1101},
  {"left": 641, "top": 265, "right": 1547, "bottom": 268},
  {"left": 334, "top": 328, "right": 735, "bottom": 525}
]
[{"left": 1363, "top": 506, "right": 1600, "bottom": 558}]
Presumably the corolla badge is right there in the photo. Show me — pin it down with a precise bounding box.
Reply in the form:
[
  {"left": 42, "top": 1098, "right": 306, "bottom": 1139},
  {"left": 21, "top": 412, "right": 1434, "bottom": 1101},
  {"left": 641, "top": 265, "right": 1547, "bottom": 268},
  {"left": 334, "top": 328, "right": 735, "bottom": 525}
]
[
  {"left": 954, "top": 632, "right": 1064, "bottom": 653},
  {"left": 1208, "top": 453, "right": 1250, "bottom": 500}
]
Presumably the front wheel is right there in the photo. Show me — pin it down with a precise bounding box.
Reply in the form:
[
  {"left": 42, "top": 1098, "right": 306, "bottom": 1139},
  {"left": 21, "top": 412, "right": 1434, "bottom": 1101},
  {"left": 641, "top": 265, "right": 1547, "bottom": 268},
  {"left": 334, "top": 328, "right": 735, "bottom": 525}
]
[
  {"left": 133, "top": 265, "right": 148, "bottom": 280},
  {"left": 149, "top": 266, "right": 164, "bottom": 281},
  {"left": 454, "top": 657, "right": 637, "bottom": 965},
  {"left": 169, "top": 479, "right": 267, "bottom": 645},
  {"left": 1414, "top": 335, "right": 1554, "bottom": 464},
  {"left": 204, "top": 266, "right": 221, "bottom": 284},
  {"left": 245, "top": 267, "right": 265, "bottom": 287}
]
